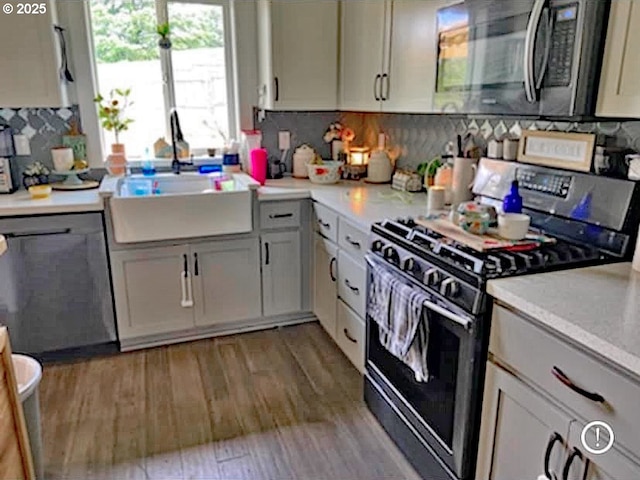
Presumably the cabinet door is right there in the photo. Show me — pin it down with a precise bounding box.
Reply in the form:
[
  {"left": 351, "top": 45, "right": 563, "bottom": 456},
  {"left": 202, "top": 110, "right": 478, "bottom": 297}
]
[
  {"left": 596, "top": 1, "right": 640, "bottom": 117},
  {"left": 192, "top": 238, "right": 262, "bottom": 326},
  {"left": 339, "top": 0, "right": 387, "bottom": 111},
  {"left": 262, "top": 231, "right": 302, "bottom": 317},
  {"left": 0, "top": 2, "right": 67, "bottom": 107},
  {"left": 111, "top": 246, "right": 194, "bottom": 340},
  {"left": 313, "top": 234, "right": 338, "bottom": 338},
  {"left": 476, "top": 362, "right": 572, "bottom": 480},
  {"left": 564, "top": 421, "right": 640, "bottom": 480},
  {"left": 271, "top": 0, "right": 339, "bottom": 110},
  {"left": 383, "top": 0, "right": 452, "bottom": 113}
]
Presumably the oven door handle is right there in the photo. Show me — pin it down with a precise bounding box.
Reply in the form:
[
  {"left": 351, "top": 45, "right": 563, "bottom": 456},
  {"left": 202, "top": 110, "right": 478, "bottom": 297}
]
[
  {"left": 424, "top": 300, "right": 472, "bottom": 330},
  {"left": 524, "top": 0, "right": 548, "bottom": 103}
]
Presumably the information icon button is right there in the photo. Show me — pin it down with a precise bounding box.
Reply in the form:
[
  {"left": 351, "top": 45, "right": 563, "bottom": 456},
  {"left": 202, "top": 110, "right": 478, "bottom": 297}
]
[{"left": 581, "top": 421, "right": 615, "bottom": 455}]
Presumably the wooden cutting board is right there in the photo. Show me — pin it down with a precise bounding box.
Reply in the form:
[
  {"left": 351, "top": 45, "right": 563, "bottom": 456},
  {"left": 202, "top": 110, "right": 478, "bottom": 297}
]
[{"left": 416, "top": 217, "right": 555, "bottom": 252}]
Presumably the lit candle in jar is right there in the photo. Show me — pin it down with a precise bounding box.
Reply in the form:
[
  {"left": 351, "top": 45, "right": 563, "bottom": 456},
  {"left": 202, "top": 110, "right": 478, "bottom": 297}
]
[{"left": 349, "top": 147, "right": 370, "bottom": 166}]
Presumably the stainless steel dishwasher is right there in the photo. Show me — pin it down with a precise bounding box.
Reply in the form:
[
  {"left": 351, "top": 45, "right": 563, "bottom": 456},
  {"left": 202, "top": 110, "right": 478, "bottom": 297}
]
[{"left": 0, "top": 213, "right": 117, "bottom": 357}]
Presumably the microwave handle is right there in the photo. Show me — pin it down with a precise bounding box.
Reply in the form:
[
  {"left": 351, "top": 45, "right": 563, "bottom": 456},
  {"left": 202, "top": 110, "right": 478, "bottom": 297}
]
[
  {"left": 535, "top": 9, "right": 553, "bottom": 90},
  {"left": 524, "top": 0, "right": 548, "bottom": 102}
]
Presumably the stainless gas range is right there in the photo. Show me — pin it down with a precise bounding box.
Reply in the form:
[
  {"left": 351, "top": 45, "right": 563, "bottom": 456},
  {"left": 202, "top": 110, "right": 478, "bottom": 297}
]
[{"left": 364, "top": 159, "right": 640, "bottom": 480}]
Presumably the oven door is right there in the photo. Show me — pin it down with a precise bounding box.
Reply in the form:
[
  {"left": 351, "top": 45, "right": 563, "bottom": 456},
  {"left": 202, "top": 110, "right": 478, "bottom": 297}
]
[
  {"left": 365, "top": 254, "right": 484, "bottom": 480},
  {"left": 435, "top": 0, "right": 552, "bottom": 115}
]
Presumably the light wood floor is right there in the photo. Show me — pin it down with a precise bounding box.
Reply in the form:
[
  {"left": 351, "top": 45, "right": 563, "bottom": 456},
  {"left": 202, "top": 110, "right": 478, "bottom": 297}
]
[{"left": 39, "top": 322, "right": 420, "bottom": 479}]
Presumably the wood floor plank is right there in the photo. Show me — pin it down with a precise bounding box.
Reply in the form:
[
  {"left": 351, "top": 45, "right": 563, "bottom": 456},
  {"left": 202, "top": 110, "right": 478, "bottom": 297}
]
[{"left": 39, "top": 323, "right": 419, "bottom": 480}]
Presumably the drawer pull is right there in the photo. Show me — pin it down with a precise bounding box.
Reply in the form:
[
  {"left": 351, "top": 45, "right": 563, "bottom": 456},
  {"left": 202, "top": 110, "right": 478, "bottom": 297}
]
[
  {"left": 345, "top": 235, "right": 362, "bottom": 249},
  {"left": 551, "top": 366, "right": 605, "bottom": 403},
  {"left": 329, "top": 257, "right": 337, "bottom": 282},
  {"left": 269, "top": 213, "right": 294, "bottom": 219},
  {"left": 318, "top": 219, "right": 331, "bottom": 229},
  {"left": 343, "top": 328, "right": 358, "bottom": 344},
  {"left": 344, "top": 279, "right": 360, "bottom": 294},
  {"left": 544, "top": 432, "right": 563, "bottom": 480},
  {"left": 562, "top": 447, "right": 589, "bottom": 480}
]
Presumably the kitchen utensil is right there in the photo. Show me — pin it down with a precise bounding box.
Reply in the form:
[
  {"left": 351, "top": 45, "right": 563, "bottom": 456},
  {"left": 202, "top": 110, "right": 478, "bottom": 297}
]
[
  {"left": 250, "top": 148, "right": 268, "bottom": 185},
  {"left": 498, "top": 213, "right": 531, "bottom": 240},
  {"left": 503, "top": 138, "right": 519, "bottom": 161},
  {"left": 451, "top": 157, "right": 478, "bottom": 205},
  {"left": 427, "top": 186, "right": 446, "bottom": 212},
  {"left": 51, "top": 147, "right": 74, "bottom": 172},
  {"left": 269, "top": 159, "right": 286, "bottom": 179},
  {"left": 292, "top": 144, "right": 315, "bottom": 178},
  {"left": 307, "top": 161, "right": 343, "bottom": 184},
  {"left": 626, "top": 154, "right": 640, "bottom": 180},
  {"left": 487, "top": 139, "right": 503, "bottom": 159}
]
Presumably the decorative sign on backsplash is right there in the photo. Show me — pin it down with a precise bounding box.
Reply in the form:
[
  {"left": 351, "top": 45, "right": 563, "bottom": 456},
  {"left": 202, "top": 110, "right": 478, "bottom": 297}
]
[{"left": 517, "top": 130, "right": 596, "bottom": 172}]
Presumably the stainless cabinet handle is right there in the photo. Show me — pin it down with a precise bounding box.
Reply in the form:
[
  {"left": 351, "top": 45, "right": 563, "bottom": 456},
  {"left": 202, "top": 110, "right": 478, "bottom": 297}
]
[
  {"left": 381, "top": 73, "right": 389, "bottom": 101},
  {"left": 544, "top": 432, "right": 563, "bottom": 480},
  {"left": 181, "top": 254, "right": 193, "bottom": 308},
  {"left": 345, "top": 235, "right": 361, "bottom": 249},
  {"left": 343, "top": 328, "right": 357, "bottom": 344},
  {"left": 344, "top": 279, "right": 360, "bottom": 295},
  {"left": 374, "top": 74, "right": 381, "bottom": 101},
  {"left": 551, "top": 366, "right": 605, "bottom": 403},
  {"left": 5, "top": 228, "right": 71, "bottom": 238},
  {"left": 317, "top": 219, "right": 331, "bottom": 229},
  {"left": 269, "top": 213, "right": 293, "bottom": 219},
  {"left": 329, "top": 257, "right": 337, "bottom": 282}
]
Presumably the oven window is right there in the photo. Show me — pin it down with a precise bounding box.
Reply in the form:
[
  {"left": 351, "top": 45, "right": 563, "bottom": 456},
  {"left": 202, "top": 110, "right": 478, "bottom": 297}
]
[{"left": 368, "top": 314, "right": 460, "bottom": 449}]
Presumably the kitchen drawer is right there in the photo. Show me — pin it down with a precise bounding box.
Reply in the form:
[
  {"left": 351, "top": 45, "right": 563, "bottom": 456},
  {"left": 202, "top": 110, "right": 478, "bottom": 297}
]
[
  {"left": 260, "top": 201, "right": 301, "bottom": 229},
  {"left": 338, "top": 250, "right": 366, "bottom": 318},
  {"left": 336, "top": 300, "right": 365, "bottom": 373},
  {"left": 491, "top": 304, "right": 640, "bottom": 458},
  {"left": 338, "top": 217, "right": 367, "bottom": 262},
  {"left": 313, "top": 202, "right": 338, "bottom": 243}
]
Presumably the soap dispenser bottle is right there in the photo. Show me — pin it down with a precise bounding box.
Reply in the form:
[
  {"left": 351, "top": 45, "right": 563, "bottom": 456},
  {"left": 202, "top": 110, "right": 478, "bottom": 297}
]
[{"left": 502, "top": 180, "right": 523, "bottom": 213}]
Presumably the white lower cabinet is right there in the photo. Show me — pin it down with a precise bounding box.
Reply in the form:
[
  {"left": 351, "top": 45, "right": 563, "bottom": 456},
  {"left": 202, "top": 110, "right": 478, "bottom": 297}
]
[
  {"left": 111, "top": 245, "right": 196, "bottom": 339},
  {"left": 337, "top": 250, "right": 367, "bottom": 318},
  {"left": 476, "top": 363, "right": 572, "bottom": 480},
  {"left": 313, "top": 233, "right": 338, "bottom": 338},
  {"left": 336, "top": 301, "right": 365, "bottom": 373},
  {"left": 192, "top": 239, "right": 261, "bottom": 326},
  {"left": 261, "top": 230, "right": 302, "bottom": 317}
]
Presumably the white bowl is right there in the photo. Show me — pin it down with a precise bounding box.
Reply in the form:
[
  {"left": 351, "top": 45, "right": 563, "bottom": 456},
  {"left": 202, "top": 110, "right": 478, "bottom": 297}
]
[
  {"left": 307, "top": 161, "right": 343, "bottom": 184},
  {"left": 498, "top": 213, "right": 531, "bottom": 240}
]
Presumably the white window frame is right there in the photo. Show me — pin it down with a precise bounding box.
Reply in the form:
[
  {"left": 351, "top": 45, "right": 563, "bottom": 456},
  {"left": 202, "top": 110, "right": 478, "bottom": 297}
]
[{"left": 85, "top": 0, "right": 239, "bottom": 161}]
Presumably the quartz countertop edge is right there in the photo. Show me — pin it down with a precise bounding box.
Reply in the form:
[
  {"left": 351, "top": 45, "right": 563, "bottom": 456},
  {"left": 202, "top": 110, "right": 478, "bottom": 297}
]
[
  {"left": 487, "top": 263, "right": 640, "bottom": 381},
  {"left": 0, "top": 190, "right": 103, "bottom": 217}
]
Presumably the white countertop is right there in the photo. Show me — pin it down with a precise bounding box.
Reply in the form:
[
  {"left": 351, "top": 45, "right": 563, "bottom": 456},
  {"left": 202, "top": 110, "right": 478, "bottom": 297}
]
[
  {"left": 0, "top": 189, "right": 103, "bottom": 217},
  {"left": 488, "top": 263, "right": 640, "bottom": 379},
  {"left": 260, "top": 178, "right": 429, "bottom": 231}
]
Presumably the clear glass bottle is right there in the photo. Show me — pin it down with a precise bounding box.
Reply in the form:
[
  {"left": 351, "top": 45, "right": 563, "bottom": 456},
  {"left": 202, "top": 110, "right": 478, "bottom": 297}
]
[{"left": 141, "top": 148, "right": 156, "bottom": 176}]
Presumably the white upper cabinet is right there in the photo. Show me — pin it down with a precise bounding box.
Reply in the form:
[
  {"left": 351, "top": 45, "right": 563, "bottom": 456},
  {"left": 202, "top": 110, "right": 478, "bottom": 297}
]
[
  {"left": 340, "top": 0, "right": 449, "bottom": 113},
  {"left": 597, "top": 0, "right": 640, "bottom": 117},
  {"left": 258, "top": 0, "right": 339, "bottom": 111},
  {"left": 339, "top": 0, "right": 387, "bottom": 112},
  {"left": 0, "top": 0, "right": 70, "bottom": 108}
]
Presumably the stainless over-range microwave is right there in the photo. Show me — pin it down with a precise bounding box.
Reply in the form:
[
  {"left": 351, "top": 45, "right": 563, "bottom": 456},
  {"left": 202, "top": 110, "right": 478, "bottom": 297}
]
[{"left": 434, "top": 0, "right": 610, "bottom": 116}]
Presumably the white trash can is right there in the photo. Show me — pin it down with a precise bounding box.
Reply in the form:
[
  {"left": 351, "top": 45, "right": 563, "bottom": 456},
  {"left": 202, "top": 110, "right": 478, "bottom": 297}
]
[{"left": 12, "top": 354, "right": 44, "bottom": 479}]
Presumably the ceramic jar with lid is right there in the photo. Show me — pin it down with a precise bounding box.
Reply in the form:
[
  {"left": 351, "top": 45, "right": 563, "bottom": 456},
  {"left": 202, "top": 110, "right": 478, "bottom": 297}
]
[{"left": 292, "top": 144, "right": 316, "bottom": 178}]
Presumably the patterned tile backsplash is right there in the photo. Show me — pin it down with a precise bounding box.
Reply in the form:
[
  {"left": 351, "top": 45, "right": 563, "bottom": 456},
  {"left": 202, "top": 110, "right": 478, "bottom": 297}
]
[
  {"left": 256, "top": 110, "right": 640, "bottom": 171},
  {"left": 0, "top": 106, "right": 83, "bottom": 181}
]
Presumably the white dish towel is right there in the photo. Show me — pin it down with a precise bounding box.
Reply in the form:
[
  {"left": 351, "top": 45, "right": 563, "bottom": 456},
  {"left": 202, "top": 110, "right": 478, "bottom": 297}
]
[{"left": 368, "top": 259, "right": 431, "bottom": 382}]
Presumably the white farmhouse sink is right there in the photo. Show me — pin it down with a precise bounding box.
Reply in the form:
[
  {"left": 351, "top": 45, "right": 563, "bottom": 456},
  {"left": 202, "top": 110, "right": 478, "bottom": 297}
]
[{"left": 109, "top": 173, "right": 254, "bottom": 243}]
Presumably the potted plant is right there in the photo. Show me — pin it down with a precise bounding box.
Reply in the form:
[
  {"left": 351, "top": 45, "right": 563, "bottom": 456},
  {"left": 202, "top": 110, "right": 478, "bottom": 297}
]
[
  {"left": 94, "top": 88, "right": 134, "bottom": 156},
  {"left": 157, "top": 22, "right": 172, "bottom": 49}
]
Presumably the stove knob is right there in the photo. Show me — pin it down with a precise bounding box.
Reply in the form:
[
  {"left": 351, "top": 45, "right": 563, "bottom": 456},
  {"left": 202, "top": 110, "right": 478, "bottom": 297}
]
[
  {"left": 383, "top": 246, "right": 399, "bottom": 265},
  {"left": 440, "top": 277, "right": 460, "bottom": 298},
  {"left": 423, "top": 267, "right": 441, "bottom": 286},
  {"left": 402, "top": 257, "right": 419, "bottom": 274},
  {"left": 372, "top": 240, "right": 385, "bottom": 253}
]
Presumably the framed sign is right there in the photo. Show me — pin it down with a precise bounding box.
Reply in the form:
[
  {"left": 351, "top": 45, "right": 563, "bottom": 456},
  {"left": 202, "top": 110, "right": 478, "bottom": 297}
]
[{"left": 517, "top": 130, "right": 595, "bottom": 172}]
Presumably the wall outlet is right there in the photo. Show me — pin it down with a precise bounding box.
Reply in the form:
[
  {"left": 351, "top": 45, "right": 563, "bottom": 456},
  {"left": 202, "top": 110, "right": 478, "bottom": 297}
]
[
  {"left": 13, "top": 135, "right": 30, "bottom": 156},
  {"left": 278, "top": 131, "right": 291, "bottom": 150}
]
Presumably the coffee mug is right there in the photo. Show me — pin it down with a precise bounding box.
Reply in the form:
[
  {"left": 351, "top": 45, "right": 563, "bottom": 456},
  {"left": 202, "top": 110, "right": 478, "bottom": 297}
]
[{"left": 51, "top": 147, "right": 74, "bottom": 172}]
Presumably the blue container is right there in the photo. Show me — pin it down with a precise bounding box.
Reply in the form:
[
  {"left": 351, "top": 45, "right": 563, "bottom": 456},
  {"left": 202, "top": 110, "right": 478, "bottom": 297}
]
[{"left": 502, "top": 180, "right": 523, "bottom": 213}]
